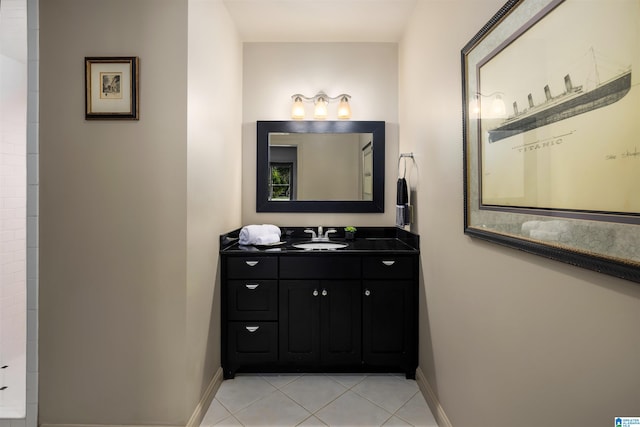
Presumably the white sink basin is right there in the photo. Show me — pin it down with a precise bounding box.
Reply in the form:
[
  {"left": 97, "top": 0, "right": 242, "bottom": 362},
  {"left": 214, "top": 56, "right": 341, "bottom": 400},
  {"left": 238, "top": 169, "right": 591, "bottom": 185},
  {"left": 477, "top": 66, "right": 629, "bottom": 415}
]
[{"left": 292, "top": 241, "right": 349, "bottom": 250}]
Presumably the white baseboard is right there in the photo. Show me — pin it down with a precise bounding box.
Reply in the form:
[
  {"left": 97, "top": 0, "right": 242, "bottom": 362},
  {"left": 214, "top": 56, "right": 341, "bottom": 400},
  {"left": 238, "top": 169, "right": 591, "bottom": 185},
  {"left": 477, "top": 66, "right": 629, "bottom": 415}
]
[
  {"left": 186, "top": 366, "right": 224, "bottom": 427},
  {"left": 415, "top": 366, "right": 454, "bottom": 427},
  {"left": 40, "top": 367, "right": 224, "bottom": 427}
]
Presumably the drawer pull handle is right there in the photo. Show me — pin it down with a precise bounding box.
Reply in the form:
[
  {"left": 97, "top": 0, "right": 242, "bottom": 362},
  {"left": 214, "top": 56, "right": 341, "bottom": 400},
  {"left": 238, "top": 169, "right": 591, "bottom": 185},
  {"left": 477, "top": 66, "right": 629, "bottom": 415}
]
[
  {"left": 313, "top": 289, "right": 319, "bottom": 297},
  {"left": 365, "top": 289, "right": 371, "bottom": 296},
  {"left": 382, "top": 260, "right": 395, "bottom": 266},
  {"left": 245, "top": 326, "right": 260, "bottom": 332},
  {"left": 245, "top": 284, "right": 259, "bottom": 290},
  {"left": 245, "top": 261, "right": 259, "bottom": 267},
  {"left": 322, "top": 289, "right": 328, "bottom": 297}
]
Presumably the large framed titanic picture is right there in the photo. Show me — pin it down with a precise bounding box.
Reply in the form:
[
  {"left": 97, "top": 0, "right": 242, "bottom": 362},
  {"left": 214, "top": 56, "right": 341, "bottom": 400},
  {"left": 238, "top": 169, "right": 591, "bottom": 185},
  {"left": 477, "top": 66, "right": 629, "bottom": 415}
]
[{"left": 462, "top": 0, "right": 640, "bottom": 283}]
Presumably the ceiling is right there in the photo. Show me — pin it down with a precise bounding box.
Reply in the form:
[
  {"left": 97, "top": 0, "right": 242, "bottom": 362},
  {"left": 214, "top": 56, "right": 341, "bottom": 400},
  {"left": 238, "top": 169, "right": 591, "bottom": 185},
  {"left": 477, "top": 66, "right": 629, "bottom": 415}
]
[
  {"left": 0, "top": 0, "right": 417, "bottom": 63},
  {"left": 222, "top": 0, "right": 419, "bottom": 42}
]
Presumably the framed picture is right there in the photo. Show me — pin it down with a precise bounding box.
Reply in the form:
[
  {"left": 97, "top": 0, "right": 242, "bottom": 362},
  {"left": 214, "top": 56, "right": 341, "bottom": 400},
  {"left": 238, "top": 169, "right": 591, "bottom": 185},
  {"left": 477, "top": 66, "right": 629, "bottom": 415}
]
[
  {"left": 85, "top": 56, "right": 139, "bottom": 120},
  {"left": 462, "top": 0, "right": 640, "bottom": 283}
]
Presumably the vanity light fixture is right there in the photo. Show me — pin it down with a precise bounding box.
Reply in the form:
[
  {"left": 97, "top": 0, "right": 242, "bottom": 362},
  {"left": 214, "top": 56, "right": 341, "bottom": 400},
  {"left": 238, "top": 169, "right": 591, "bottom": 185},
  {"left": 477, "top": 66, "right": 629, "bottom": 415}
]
[
  {"left": 469, "top": 91, "right": 506, "bottom": 118},
  {"left": 290, "top": 91, "right": 352, "bottom": 120}
]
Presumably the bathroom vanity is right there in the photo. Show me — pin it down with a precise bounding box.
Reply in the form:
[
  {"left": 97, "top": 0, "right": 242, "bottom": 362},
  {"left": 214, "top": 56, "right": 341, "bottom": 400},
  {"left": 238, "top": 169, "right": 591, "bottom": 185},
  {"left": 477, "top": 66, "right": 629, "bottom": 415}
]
[{"left": 219, "top": 227, "right": 419, "bottom": 379}]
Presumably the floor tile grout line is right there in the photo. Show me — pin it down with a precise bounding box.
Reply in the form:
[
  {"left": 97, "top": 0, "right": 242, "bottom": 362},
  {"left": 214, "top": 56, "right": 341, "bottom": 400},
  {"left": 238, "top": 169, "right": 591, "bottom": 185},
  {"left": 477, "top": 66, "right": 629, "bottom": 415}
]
[
  {"left": 346, "top": 378, "right": 420, "bottom": 417},
  {"left": 264, "top": 372, "right": 369, "bottom": 418},
  {"left": 259, "top": 373, "right": 303, "bottom": 390},
  {"left": 217, "top": 388, "right": 310, "bottom": 427},
  {"left": 391, "top": 390, "right": 423, "bottom": 426},
  {"left": 214, "top": 376, "right": 279, "bottom": 415},
  {"left": 235, "top": 387, "right": 313, "bottom": 424},
  {"left": 295, "top": 413, "right": 329, "bottom": 427},
  {"left": 212, "top": 373, "right": 426, "bottom": 427},
  {"left": 214, "top": 413, "right": 242, "bottom": 426},
  {"left": 271, "top": 387, "right": 315, "bottom": 419},
  {"left": 213, "top": 397, "right": 235, "bottom": 417},
  {"left": 307, "top": 385, "right": 351, "bottom": 417},
  {"left": 275, "top": 374, "right": 353, "bottom": 418}
]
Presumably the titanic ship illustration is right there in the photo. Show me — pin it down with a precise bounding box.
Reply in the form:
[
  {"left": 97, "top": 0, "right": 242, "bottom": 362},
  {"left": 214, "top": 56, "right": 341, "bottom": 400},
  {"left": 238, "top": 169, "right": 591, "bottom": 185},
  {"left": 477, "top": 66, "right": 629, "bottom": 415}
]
[{"left": 487, "top": 52, "right": 632, "bottom": 143}]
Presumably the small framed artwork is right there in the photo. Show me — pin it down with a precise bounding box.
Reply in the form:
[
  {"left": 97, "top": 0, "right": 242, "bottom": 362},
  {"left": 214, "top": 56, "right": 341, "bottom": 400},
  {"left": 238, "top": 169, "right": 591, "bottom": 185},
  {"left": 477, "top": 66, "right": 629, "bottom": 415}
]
[{"left": 85, "top": 56, "right": 139, "bottom": 120}]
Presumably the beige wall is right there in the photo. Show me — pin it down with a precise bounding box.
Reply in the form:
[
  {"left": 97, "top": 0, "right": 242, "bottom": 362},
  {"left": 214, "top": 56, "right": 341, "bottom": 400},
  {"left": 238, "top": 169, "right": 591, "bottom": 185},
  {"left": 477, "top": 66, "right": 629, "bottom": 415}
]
[
  {"left": 39, "top": 0, "right": 241, "bottom": 425},
  {"left": 399, "top": 1, "right": 640, "bottom": 426},
  {"left": 242, "top": 42, "right": 398, "bottom": 226},
  {"left": 186, "top": 0, "right": 242, "bottom": 413}
]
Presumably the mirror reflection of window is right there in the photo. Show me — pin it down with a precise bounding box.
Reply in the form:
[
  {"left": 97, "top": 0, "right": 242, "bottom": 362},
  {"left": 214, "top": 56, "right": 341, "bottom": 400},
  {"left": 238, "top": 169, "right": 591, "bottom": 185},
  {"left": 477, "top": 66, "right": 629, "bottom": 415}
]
[
  {"left": 269, "top": 145, "right": 298, "bottom": 201},
  {"left": 270, "top": 163, "right": 293, "bottom": 200}
]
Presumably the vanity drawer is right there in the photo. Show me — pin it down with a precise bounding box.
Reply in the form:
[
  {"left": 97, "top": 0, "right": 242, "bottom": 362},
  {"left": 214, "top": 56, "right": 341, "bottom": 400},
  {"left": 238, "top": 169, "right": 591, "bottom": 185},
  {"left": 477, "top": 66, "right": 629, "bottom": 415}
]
[
  {"left": 363, "top": 256, "right": 415, "bottom": 280},
  {"left": 228, "top": 280, "right": 278, "bottom": 321},
  {"left": 280, "top": 256, "right": 361, "bottom": 279},
  {"left": 227, "top": 322, "right": 278, "bottom": 364},
  {"left": 227, "top": 256, "right": 278, "bottom": 279}
]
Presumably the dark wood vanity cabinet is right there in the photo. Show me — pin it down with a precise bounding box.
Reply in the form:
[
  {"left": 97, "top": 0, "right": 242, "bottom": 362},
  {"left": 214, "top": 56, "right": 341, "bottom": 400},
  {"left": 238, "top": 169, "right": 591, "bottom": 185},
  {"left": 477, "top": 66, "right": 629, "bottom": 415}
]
[
  {"left": 280, "top": 279, "right": 362, "bottom": 366},
  {"left": 222, "top": 253, "right": 418, "bottom": 379},
  {"left": 279, "top": 256, "right": 362, "bottom": 366}
]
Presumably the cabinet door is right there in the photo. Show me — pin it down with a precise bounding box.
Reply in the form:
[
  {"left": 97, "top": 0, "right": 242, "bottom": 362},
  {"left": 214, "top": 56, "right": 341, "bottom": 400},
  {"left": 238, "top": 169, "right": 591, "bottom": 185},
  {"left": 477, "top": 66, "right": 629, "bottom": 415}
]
[
  {"left": 362, "top": 280, "right": 415, "bottom": 368},
  {"left": 279, "top": 280, "right": 320, "bottom": 364},
  {"left": 320, "top": 281, "right": 361, "bottom": 365}
]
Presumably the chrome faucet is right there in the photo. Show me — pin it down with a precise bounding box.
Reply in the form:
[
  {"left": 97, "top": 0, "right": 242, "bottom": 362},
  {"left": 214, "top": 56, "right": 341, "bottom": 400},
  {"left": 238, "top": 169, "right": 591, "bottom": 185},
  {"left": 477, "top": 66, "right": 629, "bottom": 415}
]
[
  {"left": 305, "top": 226, "right": 337, "bottom": 241},
  {"left": 304, "top": 228, "right": 317, "bottom": 240}
]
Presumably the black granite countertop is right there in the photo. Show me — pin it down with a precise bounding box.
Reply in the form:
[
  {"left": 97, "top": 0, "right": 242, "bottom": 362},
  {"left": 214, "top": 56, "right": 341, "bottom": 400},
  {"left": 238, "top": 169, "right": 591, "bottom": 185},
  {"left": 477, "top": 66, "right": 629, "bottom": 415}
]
[{"left": 220, "top": 226, "right": 419, "bottom": 254}]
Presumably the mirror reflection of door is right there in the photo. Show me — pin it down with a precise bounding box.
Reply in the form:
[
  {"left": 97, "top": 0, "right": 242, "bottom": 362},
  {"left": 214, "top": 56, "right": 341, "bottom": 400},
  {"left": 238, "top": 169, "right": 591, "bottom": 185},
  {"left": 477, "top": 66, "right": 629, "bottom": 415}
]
[
  {"left": 362, "top": 141, "right": 373, "bottom": 200},
  {"left": 269, "top": 145, "right": 297, "bottom": 201}
]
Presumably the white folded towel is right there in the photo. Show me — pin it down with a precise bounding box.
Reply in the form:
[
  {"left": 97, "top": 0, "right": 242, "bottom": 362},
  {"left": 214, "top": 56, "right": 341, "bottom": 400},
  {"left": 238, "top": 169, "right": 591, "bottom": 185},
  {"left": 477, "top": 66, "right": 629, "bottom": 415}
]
[{"left": 239, "top": 224, "right": 281, "bottom": 246}]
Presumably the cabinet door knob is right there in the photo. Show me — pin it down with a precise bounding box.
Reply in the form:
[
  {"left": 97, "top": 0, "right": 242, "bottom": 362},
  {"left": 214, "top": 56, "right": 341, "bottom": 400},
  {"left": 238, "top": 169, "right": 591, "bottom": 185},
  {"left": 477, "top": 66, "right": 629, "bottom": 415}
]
[
  {"left": 245, "top": 261, "right": 259, "bottom": 267},
  {"left": 245, "top": 283, "right": 259, "bottom": 290},
  {"left": 313, "top": 289, "right": 319, "bottom": 297},
  {"left": 245, "top": 326, "right": 259, "bottom": 332},
  {"left": 364, "top": 289, "right": 371, "bottom": 296},
  {"left": 382, "top": 260, "right": 395, "bottom": 266},
  {"left": 322, "top": 289, "right": 328, "bottom": 296}
]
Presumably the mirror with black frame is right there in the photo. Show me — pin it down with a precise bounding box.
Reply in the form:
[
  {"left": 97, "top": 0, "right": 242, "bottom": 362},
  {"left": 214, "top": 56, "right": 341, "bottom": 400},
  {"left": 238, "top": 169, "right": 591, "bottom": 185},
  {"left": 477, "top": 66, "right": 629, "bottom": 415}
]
[{"left": 256, "top": 121, "right": 385, "bottom": 213}]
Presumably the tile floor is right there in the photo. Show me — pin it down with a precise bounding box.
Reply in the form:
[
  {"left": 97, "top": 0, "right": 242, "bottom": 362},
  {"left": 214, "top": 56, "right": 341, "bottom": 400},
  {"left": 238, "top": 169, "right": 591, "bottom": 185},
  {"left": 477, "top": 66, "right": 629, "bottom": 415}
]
[{"left": 200, "top": 373, "right": 438, "bottom": 427}]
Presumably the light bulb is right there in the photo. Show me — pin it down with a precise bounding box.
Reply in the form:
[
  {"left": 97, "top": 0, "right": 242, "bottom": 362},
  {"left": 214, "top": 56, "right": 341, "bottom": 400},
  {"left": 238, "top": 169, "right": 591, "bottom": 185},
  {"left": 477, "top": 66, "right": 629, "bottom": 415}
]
[
  {"left": 291, "top": 96, "right": 305, "bottom": 119},
  {"left": 337, "top": 96, "right": 351, "bottom": 119},
  {"left": 314, "top": 97, "right": 328, "bottom": 119}
]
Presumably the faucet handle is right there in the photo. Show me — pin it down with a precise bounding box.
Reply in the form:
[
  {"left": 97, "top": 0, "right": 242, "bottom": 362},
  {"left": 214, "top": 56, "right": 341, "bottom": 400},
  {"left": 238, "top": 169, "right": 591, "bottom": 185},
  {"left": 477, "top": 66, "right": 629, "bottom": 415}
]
[
  {"left": 304, "top": 228, "right": 317, "bottom": 239},
  {"left": 325, "top": 228, "right": 337, "bottom": 239}
]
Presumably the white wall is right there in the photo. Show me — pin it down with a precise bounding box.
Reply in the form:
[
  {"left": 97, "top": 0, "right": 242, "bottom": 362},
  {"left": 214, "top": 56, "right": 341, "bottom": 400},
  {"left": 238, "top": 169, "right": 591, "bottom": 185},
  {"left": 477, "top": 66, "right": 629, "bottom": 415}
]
[
  {"left": 0, "top": 43, "right": 27, "bottom": 423},
  {"left": 400, "top": 1, "right": 640, "bottom": 426},
  {"left": 242, "top": 42, "right": 398, "bottom": 226}
]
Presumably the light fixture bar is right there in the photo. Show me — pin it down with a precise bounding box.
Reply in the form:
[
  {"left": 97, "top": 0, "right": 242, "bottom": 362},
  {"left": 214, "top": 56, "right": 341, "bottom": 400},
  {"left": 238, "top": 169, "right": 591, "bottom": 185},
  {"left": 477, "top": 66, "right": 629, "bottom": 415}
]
[{"left": 290, "top": 91, "right": 352, "bottom": 120}]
